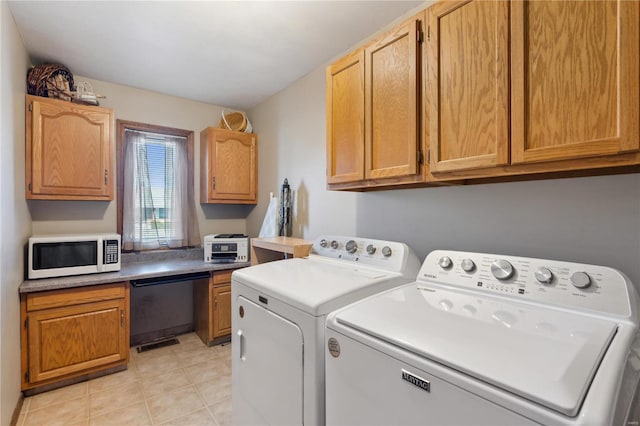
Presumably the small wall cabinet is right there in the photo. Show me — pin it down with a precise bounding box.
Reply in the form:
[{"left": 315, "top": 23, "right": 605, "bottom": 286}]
[
  {"left": 194, "top": 270, "right": 233, "bottom": 345},
  {"left": 200, "top": 127, "right": 258, "bottom": 204},
  {"left": 25, "top": 95, "right": 114, "bottom": 200},
  {"left": 326, "top": 13, "right": 425, "bottom": 190},
  {"left": 20, "top": 282, "right": 129, "bottom": 392}
]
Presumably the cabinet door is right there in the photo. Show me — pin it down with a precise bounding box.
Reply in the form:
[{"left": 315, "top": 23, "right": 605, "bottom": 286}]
[
  {"left": 201, "top": 128, "right": 257, "bottom": 204},
  {"left": 427, "top": 0, "right": 510, "bottom": 172},
  {"left": 326, "top": 50, "right": 365, "bottom": 184},
  {"left": 27, "top": 299, "right": 127, "bottom": 384},
  {"left": 213, "top": 284, "right": 232, "bottom": 338},
  {"left": 27, "top": 95, "right": 113, "bottom": 200},
  {"left": 365, "top": 17, "right": 421, "bottom": 179},
  {"left": 511, "top": 1, "right": 640, "bottom": 164}
]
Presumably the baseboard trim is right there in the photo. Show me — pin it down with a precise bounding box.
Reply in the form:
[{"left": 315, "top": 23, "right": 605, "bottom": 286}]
[{"left": 10, "top": 395, "right": 24, "bottom": 426}]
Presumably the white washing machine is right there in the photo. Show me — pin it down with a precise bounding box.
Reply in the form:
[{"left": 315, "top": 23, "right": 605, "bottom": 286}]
[
  {"left": 326, "top": 250, "right": 640, "bottom": 425},
  {"left": 231, "top": 235, "right": 421, "bottom": 425}
]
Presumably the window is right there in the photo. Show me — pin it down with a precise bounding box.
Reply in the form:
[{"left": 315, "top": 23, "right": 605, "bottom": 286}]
[{"left": 116, "top": 120, "right": 200, "bottom": 251}]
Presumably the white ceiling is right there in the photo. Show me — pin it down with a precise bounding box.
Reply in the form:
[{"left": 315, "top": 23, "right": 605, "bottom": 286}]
[{"left": 8, "top": 1, "right": 423, "bottom": 110}]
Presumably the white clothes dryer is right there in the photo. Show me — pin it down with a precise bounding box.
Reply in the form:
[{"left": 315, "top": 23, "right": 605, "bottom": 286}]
[
  {"left": 326, "top": 250, "right": 640, "bottom": 425},
  {"left": 231, "top": 235, "right": 420, "bottom": 425}
]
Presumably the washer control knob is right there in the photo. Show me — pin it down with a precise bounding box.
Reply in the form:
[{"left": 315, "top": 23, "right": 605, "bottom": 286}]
[
  {"left": 381, "top": 246, "right": 392, "bottom": 257},
  {"left": 491, "top": 259, "right": 514, "bottom": 280},
  {"left": 345, "top": 240, "right": 358, "bottom": 254},
  {"left": 366, "top": 244, "right": 376, "bottom": 255},
  {"left": 461, "top": 258, "right": 476, "bottom": 273},
  {"left": 319, "top": 239, "right": 328, "bottom": 248},
  {"left": 438, "top": 256, "right": 452, "bottom": 269},
  {"left": 570, "top": 272, "right": 591, "bottom": 289},
  {"left": 330, "top": 240, "right": 339, "bottom": 249},
  {"left": 535, "top": 267, "right": 554, "bottom": 284}
]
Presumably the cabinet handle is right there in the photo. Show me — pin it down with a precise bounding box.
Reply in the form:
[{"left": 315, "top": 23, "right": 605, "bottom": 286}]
[
  {"left": 214, "top": 296, "right": 218, "bottom": 309},
  {"left": 104, "top": 169, "right": 108, "bottom": 185},
  {"left": 212, "top": 176, "right": 216, "bottom": 190},
  {"left": 120, "top": 309, "right": 125, "bottom": 327}
]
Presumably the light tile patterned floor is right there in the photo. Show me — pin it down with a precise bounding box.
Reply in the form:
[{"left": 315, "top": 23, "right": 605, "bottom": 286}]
[{"left": 16, "top": 333, "right": 232, "bottom": 426}]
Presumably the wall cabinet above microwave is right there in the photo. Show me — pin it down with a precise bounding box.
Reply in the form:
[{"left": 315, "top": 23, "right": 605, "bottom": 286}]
[{"left": 25, "top": 95, "right": 115, "bottom": 200}]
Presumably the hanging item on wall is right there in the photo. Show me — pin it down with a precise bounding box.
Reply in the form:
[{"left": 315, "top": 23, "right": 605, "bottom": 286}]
[
  {"left": 259, "top": 192, "right": 278, "bottom": 238},
  {"left": 278, "top": 178, "right": 292, "bottom": 237}
]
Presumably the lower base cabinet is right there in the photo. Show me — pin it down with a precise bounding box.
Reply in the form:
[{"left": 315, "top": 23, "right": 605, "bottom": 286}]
[
  {"left": 20, "top": 282, "right": 130, "bottom": 392},
  {"left": 194, "top": 271, "right": 233, "bottom": 345}
]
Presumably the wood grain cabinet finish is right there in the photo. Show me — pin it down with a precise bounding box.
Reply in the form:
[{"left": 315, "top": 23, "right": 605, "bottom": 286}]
[
  {"left": 326, "top": 50, "right": 365, "bottom": 184},
  {"left": 194, "top": 270, "right": 233, "bottom": 346},
  {"left": 365, "top": 16, "right": 421, "bottom": 180},
  {"left": 26, "top": 95, "right": 114, "bottom": 200},
  {"left": 326, "top": 14, "right": 424, "bottom": 190},
  {"left": 511, "top": 0, "right": 640, "bottom": 164},
  {"left": 427, "top": 0, "right": 510, "bottom": 172},
  {"left": 200, "top": 127, "right": 257, "bottom": 204},
  {"left": 427, "top": 0, "right": 639, "bottom": 179},
  {"left": 21, "top": 282, "right": 129, "bottom": 391}
]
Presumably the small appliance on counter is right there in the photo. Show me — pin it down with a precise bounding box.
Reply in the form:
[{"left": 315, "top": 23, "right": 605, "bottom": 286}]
[
  {"left": 28, "top": 233, "right": 121, "bottom": 279},
  {"left": 203, "top": 234, "right": 249, "bottom": 263}
]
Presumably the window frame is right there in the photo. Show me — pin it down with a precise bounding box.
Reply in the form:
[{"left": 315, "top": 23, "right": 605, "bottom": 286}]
[{"left": 116, "top": 119, "right": 195, "bottom": 250}]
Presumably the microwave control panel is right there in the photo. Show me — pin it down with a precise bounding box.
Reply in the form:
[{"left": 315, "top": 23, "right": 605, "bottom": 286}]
[{"left": 104, "top": 239, "right": 120, "bottom": 264}]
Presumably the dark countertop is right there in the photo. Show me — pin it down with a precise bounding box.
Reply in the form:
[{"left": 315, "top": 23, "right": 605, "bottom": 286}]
[{"left": 20, "top": 249, "right": 250, "bottom": 293}]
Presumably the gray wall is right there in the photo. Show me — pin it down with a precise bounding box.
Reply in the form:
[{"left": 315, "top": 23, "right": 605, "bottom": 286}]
[
  {"left": 1, "top": 3, "right": 31, "bottom": 424},
  {"left": 355, "top": 174, "right": 640, "bottom": 286}
]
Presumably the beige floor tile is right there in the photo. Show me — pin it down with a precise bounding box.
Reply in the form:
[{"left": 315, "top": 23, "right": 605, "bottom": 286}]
[
  {"left": 24, "top": 395, "right": 88, "bottom": 426},
  {"left": 88, "top": 401, "right": 151, "bottom": 426},
  {"left": 209, "top": 397, "right": 232, "bottom": 426},
  {"left": 146, "top": 385, "right": 205, "bottom": 424},
  {"left": 184, "top": 360, "right": 231, "bottom": 385},
  {"left": 19, "top": 397, "right": 31, "bottom": 415},
  {"left": 135, "top": 352, "right": 183, "bottom": 379},
  {"left": 196, "top": 375, "right": 231, "bottom": 406},
  {"left": 140, "top": 368, "right": 190, "bottom": 399},
  {"left": 16, "top": 410, "right": 27, "bottom": 426},
  {"left": 176, "top": 332, "right": 202, "bottom": 344},
  {"left": 89, "top": 380, "right": 144, "bottom": 418},
  {"left": 88, "top": 367, "right": 139, "bottom": 394},
  {"left": 29, "top": 381, "right": 88, "bottom": 411},
  {"left": 158, "top": 408, "right": 216, "bottom": 426}
]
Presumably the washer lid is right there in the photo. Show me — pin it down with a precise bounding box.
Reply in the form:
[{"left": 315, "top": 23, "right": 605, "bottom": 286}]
[
  {"left": 232, "top": 258, "right": 403, "bottom": 316},
  {"left": 334, "top": 284, "right": 618, "bottom": 417}
]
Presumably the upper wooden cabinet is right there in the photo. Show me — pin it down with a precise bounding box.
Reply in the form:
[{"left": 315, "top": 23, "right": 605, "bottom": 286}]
[
  {"left": 200, "top": 127, "right": 257, "bottom": 204},
  {"left": 326, "top": 14, "right": 424, "bottom": 189},
  {"left": 365, "top": 18, "right": 421, "bottom": 180},
  {"left": 427, "top": 0, "right": 510, "bottom": 172},
  {"left": 427, "top": 0, "right": 639, "bottom": 177},
  {"left": 26, "top": 95, "right": 114, "bottom": 200},
  {"left": 326, "top": 50, "right": 365, "bottom": 184},
  {"left": 511, "top": 0, "right": 640, "bottom": 164}
]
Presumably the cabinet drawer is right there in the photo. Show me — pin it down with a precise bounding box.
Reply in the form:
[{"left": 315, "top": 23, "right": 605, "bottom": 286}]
[
  {"left": 213, "top": 271, "right": 233, "bottom": 285},
  {"left": 26, "top": 282, "right": 126, "bottom": 312}
]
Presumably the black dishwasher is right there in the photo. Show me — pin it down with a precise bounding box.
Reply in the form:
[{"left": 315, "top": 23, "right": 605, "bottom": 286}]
[{"left": 130, "top": 271, "right": 210, "bottom": 347}]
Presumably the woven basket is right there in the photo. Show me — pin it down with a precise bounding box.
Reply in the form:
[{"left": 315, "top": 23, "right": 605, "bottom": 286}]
[
  {"left": 219, "top": 110, "right": 249, "bottom": 132},
  {"left": 27, "top": 63, "right": 75, "bottom": 101}
]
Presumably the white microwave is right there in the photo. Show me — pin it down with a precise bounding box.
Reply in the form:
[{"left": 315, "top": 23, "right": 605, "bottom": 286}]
[{"left": 28, "top": 233, "right": 121, "bottom": 279}]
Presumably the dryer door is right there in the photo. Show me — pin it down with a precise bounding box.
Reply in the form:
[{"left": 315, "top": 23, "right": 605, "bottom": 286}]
[{"left": 233, "top": 296, "right": 303, "bottom": 425}]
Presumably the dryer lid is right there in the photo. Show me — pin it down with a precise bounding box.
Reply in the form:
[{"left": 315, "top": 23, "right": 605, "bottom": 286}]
[
  {"left": 232, "top": 257, "right": 404, "bottom": 316},
  {"left": 334, "top": 284, "right": 618, "bottom": 417}
]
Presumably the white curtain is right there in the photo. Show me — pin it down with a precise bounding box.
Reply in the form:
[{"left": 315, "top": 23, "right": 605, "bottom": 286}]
[{"left": 122, "top": 131, "right": 200, "bottom": 251}]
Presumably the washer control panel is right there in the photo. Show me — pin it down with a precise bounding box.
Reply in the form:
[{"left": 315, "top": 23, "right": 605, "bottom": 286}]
[
  {"left": 311, "top": 235, "right": 417, "bottom": 275},
  {"left": 419, "top": 250, "right": 632, "bottom": 317}
]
